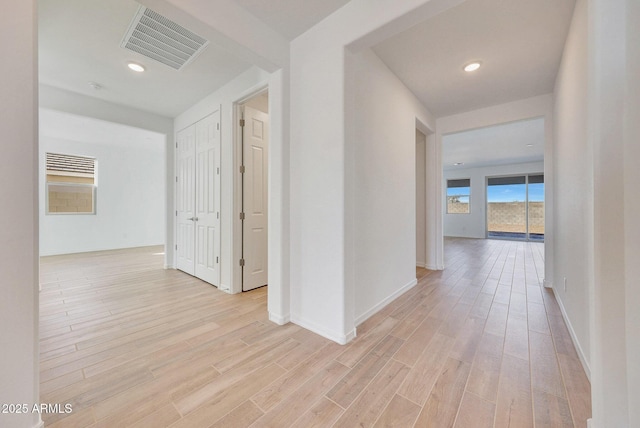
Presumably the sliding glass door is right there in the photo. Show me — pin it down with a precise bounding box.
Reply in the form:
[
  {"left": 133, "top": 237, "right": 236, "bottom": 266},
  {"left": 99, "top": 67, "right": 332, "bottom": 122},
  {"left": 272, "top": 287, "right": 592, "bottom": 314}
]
[{"left": 486, "top": 174, "right": 544, "bottom": 241}]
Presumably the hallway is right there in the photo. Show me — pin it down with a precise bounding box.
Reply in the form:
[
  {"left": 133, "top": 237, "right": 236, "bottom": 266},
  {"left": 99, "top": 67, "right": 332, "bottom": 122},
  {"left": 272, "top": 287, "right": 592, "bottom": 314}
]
[{"left": 39, "top": 238, "right": 590, "bottom": 427}]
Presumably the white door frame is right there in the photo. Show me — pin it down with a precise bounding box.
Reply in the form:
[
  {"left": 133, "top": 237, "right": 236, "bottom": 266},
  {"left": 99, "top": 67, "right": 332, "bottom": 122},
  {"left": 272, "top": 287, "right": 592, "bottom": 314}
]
[{"left": 232, "top": 86, "right": 269, "bottom": 293}]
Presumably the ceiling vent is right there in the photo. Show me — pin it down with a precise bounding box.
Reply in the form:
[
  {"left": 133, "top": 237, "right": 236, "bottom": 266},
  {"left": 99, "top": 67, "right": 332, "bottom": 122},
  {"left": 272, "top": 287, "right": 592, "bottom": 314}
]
[{"left": 121, "top": 6, "right": 209, "bottom": 71}]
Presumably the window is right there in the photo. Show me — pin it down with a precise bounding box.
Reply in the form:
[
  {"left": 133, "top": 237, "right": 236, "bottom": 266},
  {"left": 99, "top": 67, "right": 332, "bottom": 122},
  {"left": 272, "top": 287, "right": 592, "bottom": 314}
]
[
  {"left": 46, "top": 153, "right": 96, "bottom": 214},
  {"left": 447, "top": 178, "right": 470, "bottom": 214}
]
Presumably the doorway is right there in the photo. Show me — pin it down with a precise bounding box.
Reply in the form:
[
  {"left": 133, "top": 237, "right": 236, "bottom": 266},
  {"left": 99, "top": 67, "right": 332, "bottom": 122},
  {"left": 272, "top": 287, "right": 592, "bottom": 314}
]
[
  {"left": 239, "top": 91, "right": 269, "bottom": 291},
  {"left": 416, "top": 129, "right": 427, "bottom": 268}
]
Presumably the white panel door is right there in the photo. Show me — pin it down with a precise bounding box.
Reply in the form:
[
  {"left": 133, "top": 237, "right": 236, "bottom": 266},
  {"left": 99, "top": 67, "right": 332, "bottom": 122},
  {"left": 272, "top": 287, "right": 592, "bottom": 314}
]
[
  {"left": 242, "top": 106, "right": 269, "bottom": 291},
  {"left": 194, "top": 113, "right": 221, "bottom": 285},
  {"left": 176, "top": 124, "right": 196, "bottom": 275}
]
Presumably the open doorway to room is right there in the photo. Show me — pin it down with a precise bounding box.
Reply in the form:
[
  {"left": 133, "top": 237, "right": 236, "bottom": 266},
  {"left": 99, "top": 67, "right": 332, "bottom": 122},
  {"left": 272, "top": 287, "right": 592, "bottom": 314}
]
[
  {"left": 441, "top": 117, "right": 546, "bottom": 242},
  {"left": 39, "top": 109, "right": 167, "bottom": 258},
  {"left": 237, "top": 90, "right": 269, "bottom": 291}
]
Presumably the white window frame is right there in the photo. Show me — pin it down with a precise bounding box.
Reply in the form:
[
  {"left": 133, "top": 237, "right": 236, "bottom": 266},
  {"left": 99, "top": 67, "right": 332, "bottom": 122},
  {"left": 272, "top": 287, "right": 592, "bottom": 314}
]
[{"left": 45, "top": 153, "right": 97, "bottom": 215}]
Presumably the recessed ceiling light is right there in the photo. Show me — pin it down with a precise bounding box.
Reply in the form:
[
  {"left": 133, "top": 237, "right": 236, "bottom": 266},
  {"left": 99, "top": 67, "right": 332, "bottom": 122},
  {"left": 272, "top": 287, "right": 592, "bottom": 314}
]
[
  {"left": 526, "top": 144, "right": 534, "bottom": 147},
  {"left": 127, "top": 62, "right": 145, "bottom": 72},
  {"left": 453, "top": 162, "right": 464, "bottom": 166},
  {"left": 88, "top": 81, "right": 102, "bottom": 90},
  {"left": 464, "top": 62, "right": 481, "bottom": 72}
]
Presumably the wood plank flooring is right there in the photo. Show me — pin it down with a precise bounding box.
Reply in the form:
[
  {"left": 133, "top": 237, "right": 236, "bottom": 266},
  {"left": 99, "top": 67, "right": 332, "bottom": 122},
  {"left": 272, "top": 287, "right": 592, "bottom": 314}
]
[{"left": 39, "top": 238, "right": 591, "bottom": 427}]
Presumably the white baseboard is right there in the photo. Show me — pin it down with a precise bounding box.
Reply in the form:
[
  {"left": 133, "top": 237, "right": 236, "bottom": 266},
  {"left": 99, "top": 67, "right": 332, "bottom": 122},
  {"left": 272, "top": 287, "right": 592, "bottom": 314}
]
[
  {"left": 34, "top": 418, "right": 44, "bottom": 428},
  {"left": 354, "top": 278, "right": 417, "bottom": 326},
  {"left": 555, "top": 294, "right": 591, "bottom": 381},
  {"left": 543, "top": 278, "right": 553, "bottom": 288},
  {"left": 269, "top": 312, "right": 290, "bottom": 325},
  {"left": 290, "top": 314, "right": 356, "bottom": 345},
  {"left": 416, "top": 262, "right": 426, "bottom": 268},
  {"left": 587, "top": 418, "right": 593, "bottom": 428},
  {"left": 426, "top": 264, "right": 444, "bottom": 271}
]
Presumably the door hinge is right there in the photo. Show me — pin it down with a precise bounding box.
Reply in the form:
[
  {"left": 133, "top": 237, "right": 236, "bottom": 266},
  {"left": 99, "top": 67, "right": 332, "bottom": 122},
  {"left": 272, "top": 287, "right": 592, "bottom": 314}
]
[
  {"left": 239, "top": 165, "right": 245, "bottom": 174},
  {"left": 239, "top": 119, "right": 245, "bottom": 127},
  {"left": 217, "top": 167, "right": 220, "bottom": 175},
  {"left": 239, "top": 259, "right": 245, "bottom": 267},
  {"left": 240, "top": 212, "right": 245, "bottom": 220},
  {"left": 175, "top": 244, "right": 177, "bottom": 250},
  {"left": 175, "top": 210, "right": 177, "bottom": 217},
  {"left": 216, "top": 212, "right": 219, "bottom": 219},
  {"left": 175, "top": 176, "right": 178, "bottom": 183},
  {"left": 216, "top": 256, "right": 219, "bottom": 264},
  {"left": 217, "top": 123, "right": 220, "bottom": 130},
  {"left": 176, "top": 142, "right": 178, "bottom": 148}
]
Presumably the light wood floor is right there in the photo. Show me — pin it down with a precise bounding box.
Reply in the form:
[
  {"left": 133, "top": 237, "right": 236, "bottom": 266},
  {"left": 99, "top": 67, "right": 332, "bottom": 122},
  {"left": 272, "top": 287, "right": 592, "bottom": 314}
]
[{"left": 39, "top": 238, "right": 591, "bottom": 427}]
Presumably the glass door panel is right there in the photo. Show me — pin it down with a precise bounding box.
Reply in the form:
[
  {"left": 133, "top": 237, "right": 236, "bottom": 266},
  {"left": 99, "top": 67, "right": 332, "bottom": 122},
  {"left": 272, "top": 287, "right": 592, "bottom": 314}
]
[
  {"left": 487, "top": 176, "right": 527, "bottom": 240},
  {"left": 528, "top": 175, "right": 545, "bottom": 241}
]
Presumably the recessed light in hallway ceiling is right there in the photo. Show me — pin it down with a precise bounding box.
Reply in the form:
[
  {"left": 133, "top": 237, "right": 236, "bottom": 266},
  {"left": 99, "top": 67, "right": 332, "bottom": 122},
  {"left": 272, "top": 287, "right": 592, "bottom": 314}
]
[
  {"left": 127, "top": 62, "right": 145, "bottom": 72},
  {"left": 464, "top": 62, "right": 482, "bottom": 72}
]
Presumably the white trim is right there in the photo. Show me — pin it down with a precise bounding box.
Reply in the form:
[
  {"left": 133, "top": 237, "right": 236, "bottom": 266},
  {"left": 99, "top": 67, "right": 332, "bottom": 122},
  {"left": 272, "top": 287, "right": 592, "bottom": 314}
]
[
  {"left": 587, "top": 418, "right": 593, "bottom": 428},
  {"left": 543, "top": 278, "right": 553, "bottom": 289},
  {"left": 555, "top": 294, "right": 591, "bottom": 381},
  {"left": 355, "top": 278, "right": 417, "bottom": 326},
  {"left": 427, "top": 264, "right": 444, "bottom": 271},
  {"left": 268, "top": 312, "right": 290, "bottom": 325},
  {"left": 290, "top": 314, "right": 356, "bottom": 345},
  {"left": 33, "top": 418, "right": 44, "bottom": 428},
  {"left": 416, "top": 262, "right": 426, "bottom": 268}
]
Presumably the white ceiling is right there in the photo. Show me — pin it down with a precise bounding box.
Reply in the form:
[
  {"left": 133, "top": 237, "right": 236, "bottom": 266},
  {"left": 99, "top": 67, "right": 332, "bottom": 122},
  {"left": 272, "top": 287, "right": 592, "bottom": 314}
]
[
  {"left": 231, "top": 0, "right": 352, "bottom": 40},
  {"left": 40, "top": 108, "right": 166, "bottom": 147},
  {"left": 38, "top": 0, "right": 353, "bottom": 117},
  {"left": 38, "top": 0, "right": 253, "bottom": 118},
  {"left": 38, "top": 0, "right": 576, "bottom": 180},
  {"left": 373, "top": 0, "right": 576, "bottom": 117},
  {"left": 442, "top": 117, "right": 545, "bottom": 170}
]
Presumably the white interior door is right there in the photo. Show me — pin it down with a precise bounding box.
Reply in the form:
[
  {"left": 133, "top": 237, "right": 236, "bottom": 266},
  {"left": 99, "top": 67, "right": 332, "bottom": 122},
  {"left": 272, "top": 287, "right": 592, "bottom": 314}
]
[
  {"left": 194, "top": 113, "right": 221, "bottom": 285},
  {"left": 176, "top": 124, "right": 196, "bottom": 275},
  {"left": 242, "top": 105, "right": 269, "bottom": 291},
  {"left": 176, "top": 111, "right": 221, "bottom": 286}
]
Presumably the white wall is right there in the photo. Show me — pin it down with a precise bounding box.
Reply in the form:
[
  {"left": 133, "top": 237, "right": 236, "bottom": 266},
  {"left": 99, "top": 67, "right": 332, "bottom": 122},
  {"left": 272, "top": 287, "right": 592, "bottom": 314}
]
[
  {"left": 416, "top": 130, "right": 427, "bottom": 267},
  {"left": 443, "top": 161, "right": 544, "bottom": 238},
  {"left": 350, "top": 49, "right": 435, "bottom": 324},
  {"left": 588, "top": 0, "right": 638, "bottom": 426},
  {"left": 624, "top": 0, "right": 640, "bottom": 424},
  {"left": 290, "top": 0, "right": 462, "bottom": 344},
  {"left": 39, "top": 110, "right": 165, "bottom": 256},
  {"left": 552, "top": 0, "right": 591, "bottom": 377},
  {"left": 174, "top": 66, "right": 271, "bottom": 294},
  {"left": 0, "top": 2, "right": 41, "bottom": 427}
]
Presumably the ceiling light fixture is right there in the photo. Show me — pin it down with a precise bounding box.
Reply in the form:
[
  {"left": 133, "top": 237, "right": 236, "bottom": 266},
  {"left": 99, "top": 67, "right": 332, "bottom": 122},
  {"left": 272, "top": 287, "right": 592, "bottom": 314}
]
[
  {"left": 127, "top": 62, "right": 145, "bottom": 72},
  {"left": 453, "top": 162, "right": 464, "bottom": 166},
  {"left": 526, "top": 144, "right": 534, "bottom": 147},
  {"left": 464, "top": 62, "right": 481, "bottom": 72}
]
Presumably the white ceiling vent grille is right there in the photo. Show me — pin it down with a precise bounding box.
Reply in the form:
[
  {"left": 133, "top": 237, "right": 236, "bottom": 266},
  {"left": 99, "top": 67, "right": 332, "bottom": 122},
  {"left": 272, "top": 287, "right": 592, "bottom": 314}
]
[{"left": 121, "top": 6, "right": 209, "bottom": 70}]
